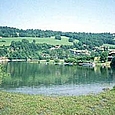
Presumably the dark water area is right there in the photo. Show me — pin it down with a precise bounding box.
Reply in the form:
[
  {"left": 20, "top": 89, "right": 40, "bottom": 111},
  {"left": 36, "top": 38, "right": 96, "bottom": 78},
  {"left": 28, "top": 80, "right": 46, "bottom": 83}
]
[{"left": 0, "top": 62, "right": 115, "bottom": 96}]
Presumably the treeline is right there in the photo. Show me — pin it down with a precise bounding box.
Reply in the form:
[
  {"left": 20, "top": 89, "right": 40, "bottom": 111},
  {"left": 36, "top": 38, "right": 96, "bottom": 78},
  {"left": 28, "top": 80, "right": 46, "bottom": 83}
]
[
  {"left": 0, "top": 26, "right": 115, "bottom": 50},
  {"left": 71, "top": 32, "right": 115, "bottom": 50},
  {"left": 0, "top": 39, "right": 96, "bottom": 61},
  {"left": 0, "top": 26, "right": 60, "bottom": 38},
  {"left": 0, "top": 39, "right": 72, "bottom": 60}
]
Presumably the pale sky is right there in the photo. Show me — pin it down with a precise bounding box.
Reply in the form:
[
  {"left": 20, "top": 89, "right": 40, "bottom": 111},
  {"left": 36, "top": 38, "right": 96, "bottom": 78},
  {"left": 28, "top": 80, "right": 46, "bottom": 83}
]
[{"left": 0, "top": 0, "right": 115, "bottom": 33}]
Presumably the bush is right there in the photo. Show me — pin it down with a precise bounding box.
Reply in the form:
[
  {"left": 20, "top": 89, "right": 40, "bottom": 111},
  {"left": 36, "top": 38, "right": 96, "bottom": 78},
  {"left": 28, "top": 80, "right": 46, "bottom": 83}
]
[
  {"left": 64, "top": 58, "right": 77, "bottom": 63},
  {"left": 46, "top": 59, "right": 50, "bottom": 62},
  {"left": 68, "top": 38, "right": 74, "bottom": 42},
  {"left": 54, "top": 59, "right": 60, "bottom": 63},
  {"left": 55, "top": 35, "right": 61, "bottom": 40},
  {"left": 113, "top": 86, "right": 115, "bottom": 90}
]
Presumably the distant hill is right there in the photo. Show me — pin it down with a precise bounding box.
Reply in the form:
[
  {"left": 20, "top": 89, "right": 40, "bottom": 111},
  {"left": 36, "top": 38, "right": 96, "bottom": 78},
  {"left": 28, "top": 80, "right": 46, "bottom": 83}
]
[
  {"left": 0, "top": 26, "right": 115, "bottom": 60},
  {"left": 0, "top": 36, "right": 75, "bottom": 46},
  {"left": 0, "top": 26, "right": 115, "bottom": 50}
]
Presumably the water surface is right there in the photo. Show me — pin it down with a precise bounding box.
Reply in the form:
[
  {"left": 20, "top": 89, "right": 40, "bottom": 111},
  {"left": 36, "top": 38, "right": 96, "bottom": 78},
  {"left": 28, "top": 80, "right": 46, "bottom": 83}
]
[{"left": 1, "top": 62, "right": 115, "bottom": 96}]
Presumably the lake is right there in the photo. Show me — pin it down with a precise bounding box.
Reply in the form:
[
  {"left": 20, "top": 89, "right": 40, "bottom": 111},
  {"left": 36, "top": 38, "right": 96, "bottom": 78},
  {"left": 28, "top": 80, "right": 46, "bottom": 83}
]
[{"left": 1, "top": 62, "right": 115, "bottom": 96}]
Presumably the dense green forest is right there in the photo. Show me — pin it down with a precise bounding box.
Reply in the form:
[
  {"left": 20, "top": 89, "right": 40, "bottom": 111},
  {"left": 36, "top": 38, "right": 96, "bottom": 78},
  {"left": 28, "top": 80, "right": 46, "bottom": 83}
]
[
  {"left": 0, "top": 38, "right": 72, "bottom": 60},
  {"left": 0, "top": 26, "right": 115, "bottom": 47},
  {"left": 0, "top": 26, "right": 115, "bottom": 60}
]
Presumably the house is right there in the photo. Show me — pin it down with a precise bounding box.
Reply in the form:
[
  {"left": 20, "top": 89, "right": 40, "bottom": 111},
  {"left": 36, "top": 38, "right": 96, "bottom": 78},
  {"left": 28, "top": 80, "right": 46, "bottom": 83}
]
[
  {"left": 108, "top": 50, "right": 115, "bottom": 61},
  {"left": 112, "top": 33, "right": 115, "bottom": 37},
  {"left": 70, "top": 49, "right": 91, "bottom": 56},
  {"left": 50, "top": 45, "right": 60, "bottom": 50}
]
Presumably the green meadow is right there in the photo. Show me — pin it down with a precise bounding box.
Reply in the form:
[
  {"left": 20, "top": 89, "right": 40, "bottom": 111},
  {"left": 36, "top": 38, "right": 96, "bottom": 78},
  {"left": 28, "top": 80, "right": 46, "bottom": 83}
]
[
  {"left": 103, "top": 38, "right": 115, "bottom": 48},
  {"left": 103, "top": 44, "right": 115, "bottom": 48},
  {"left": 0, "top": 89, "right": 115, "bottom": 115},
  {"left": 0, "top": 36, "right": 78, "bottom": 46}
]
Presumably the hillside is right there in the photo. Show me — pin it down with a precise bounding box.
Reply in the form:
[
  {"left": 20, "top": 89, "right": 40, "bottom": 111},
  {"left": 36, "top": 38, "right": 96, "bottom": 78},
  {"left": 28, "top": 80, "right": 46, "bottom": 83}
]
[
  {"left": 0, "top": 26, "right": 115, "bottom": 61},
  {"left": 0, "top": 26, "right": 115, "bottom": 49},
  {"left": 0, "top": 36, "right": 75, "bottom": 46}
]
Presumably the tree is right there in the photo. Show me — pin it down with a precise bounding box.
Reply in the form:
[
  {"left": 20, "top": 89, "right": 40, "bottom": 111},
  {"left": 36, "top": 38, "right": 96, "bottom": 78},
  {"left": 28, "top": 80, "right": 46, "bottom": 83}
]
[
  {"left": 100, "top": 51, "right": 108, "bottom": 62},
  {"left": 64, "top": 58, "right": 77, "bottom": 64},
  {"left": 55, "top": 35, "right": 61, "bottom": 40},
  {"left": 33, "top": 39, "right": 36, "bottom": 43},
  {"left": 22, "top": 39, "right": 29, "bottom": 44},
  {"left": 68, "top": 38, "right": 74, "bottom": 42},
  {"left": 54, "top": 59, "right": 60, "bottom": 64}
]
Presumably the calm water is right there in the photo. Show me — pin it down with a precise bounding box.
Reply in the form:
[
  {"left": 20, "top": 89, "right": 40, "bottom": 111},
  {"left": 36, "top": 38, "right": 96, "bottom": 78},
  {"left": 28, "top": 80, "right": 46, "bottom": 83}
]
[{"left": 1, "top": 62, "right": 115, "bottom": 96}]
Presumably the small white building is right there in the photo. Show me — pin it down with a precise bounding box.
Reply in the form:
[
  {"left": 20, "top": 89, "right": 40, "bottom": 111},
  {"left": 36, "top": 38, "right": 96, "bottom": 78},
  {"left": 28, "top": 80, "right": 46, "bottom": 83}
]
[{"left": 70, "top": 49, "right": 91, "bottom": 56}]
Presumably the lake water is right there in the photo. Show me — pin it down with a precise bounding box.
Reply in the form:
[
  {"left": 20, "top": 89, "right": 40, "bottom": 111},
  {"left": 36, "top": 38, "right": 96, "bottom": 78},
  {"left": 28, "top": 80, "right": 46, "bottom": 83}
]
[{"left": 1, "top": 62, "right": 115, "bottom": 96}]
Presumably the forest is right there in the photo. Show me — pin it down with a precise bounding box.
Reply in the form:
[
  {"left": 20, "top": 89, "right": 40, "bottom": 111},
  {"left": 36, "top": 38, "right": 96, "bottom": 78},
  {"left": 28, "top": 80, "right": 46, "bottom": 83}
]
[
  {"left": 0, "top": 26, "right": 115, "bottom": 61},
  {"left": 0, "top": 26, "right": 115, "bottom": 47}
]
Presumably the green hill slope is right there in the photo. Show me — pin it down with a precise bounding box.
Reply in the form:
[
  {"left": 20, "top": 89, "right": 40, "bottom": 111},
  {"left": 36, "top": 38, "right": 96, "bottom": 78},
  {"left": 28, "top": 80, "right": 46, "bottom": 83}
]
[{"left": 0, "top": 36, "right": 77, "bottom": 46}]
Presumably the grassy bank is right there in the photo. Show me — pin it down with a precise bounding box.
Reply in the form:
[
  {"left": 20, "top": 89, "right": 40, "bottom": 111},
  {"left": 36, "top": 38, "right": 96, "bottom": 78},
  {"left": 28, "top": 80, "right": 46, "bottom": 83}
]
[{"left": 0, "top": 90, "right": 115, "bottom": 115}]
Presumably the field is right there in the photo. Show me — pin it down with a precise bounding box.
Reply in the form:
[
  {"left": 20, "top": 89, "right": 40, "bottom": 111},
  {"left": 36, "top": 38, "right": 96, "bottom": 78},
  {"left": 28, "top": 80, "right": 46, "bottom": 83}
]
[
  {"left": 0, "top": 36, "right": 78, "bottom": 46},
  {"left": 0, "top": 89, "right": 115, "bottom": 115},
  {"left": 103, "top": 44, "right": 115, "bottom": 48},
  {"left": 102, "top": 38, "right": 115, "bottom": 48}
]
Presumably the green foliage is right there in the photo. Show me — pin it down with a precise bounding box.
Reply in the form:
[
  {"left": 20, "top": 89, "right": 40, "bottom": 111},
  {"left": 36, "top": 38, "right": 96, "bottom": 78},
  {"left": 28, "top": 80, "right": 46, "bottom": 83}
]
[
  {"left": 64, "top": 56, "right": 94, "bottom": 64},
  {"left": 65, "top": 32, "right": 115, "bottom": 50},
  {"left": 75, "top": 56, "right": 94, "bottom": 62},
  {"left": 0, "top": 37, "right": 73, "bottom": 46},
  {"left": 7, "top": 40, "right": 54, "bottom": 60},
  {"left": 0, "top": 48, "right": 7, "bottom": 57},
  {"left": 113, "top": 85, "right": 115, "bottom": 90},
  {"left": 0, "top": 26, "right": 115, "bottom": 50},
  {"left": 64, "top": 58, "right": 77, "bottom": 63},
  {"left": 103, "top": 44, "right": 115, "bottom": 48},
  {"left": 54, "top": 59, "right": 60, "bottom": 63},
  {"left": 68, "top": 37, "right": 74, "bottom": 42},
  {"left": 0, "top": 39, "right": 72, "bottom": 60},
  {"left": 46, "top": 59, "right": 50, "bottom": 62},
  {"left": 100, "top": 51, "right": 108, "bottom": 62},
  {"left": 55, "top": 35, "right": 61, "bottom": 40},
  {"left": 0, "top": 26, "right": 115, "bottom": 61}
]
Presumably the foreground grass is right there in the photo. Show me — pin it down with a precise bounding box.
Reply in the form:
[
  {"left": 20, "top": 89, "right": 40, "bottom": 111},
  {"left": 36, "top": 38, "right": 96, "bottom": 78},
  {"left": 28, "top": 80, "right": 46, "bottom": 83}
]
[
  {"left": 0, "top": 90, "right": 115, "bottom": 115},
  {"left": 0, "top": 36, "right": 75, "bottom": 46}
]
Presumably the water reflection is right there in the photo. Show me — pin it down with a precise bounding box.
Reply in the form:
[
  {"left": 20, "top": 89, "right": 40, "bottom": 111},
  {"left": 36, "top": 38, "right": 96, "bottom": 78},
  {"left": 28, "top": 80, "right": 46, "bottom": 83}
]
[{"left": 1, "top": 62, "right": 115, "bottom": 95}]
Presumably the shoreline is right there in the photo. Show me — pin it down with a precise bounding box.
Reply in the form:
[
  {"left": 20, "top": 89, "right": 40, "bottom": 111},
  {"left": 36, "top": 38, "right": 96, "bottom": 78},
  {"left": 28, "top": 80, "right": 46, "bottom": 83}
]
[{"left": 0, "top": 58, "right": 111, "bottom": 67}]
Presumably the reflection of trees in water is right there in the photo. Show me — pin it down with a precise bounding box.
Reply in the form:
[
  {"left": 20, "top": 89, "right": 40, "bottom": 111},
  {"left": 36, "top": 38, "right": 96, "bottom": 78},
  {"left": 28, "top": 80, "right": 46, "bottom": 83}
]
[
  {"left": 100, "top": 66, "right": 108, "bottom": 76},
  {"left": 2, "top": 62, "right": 115, "bottom": 88},
  {"left": 111, "top": 67, "right": 115, "bottom": 74},
  {"left": 69, "top": 66, "right": 114, "bottom": 85},
  {"left": 108, "top": 67, "right": 115, "bottom": 81}
]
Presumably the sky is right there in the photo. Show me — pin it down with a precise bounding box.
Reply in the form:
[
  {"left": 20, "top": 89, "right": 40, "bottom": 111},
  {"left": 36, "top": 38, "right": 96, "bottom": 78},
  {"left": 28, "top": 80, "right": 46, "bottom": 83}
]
[{"left": 0, "top": 0, "right": 115, "bottom": 33}]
